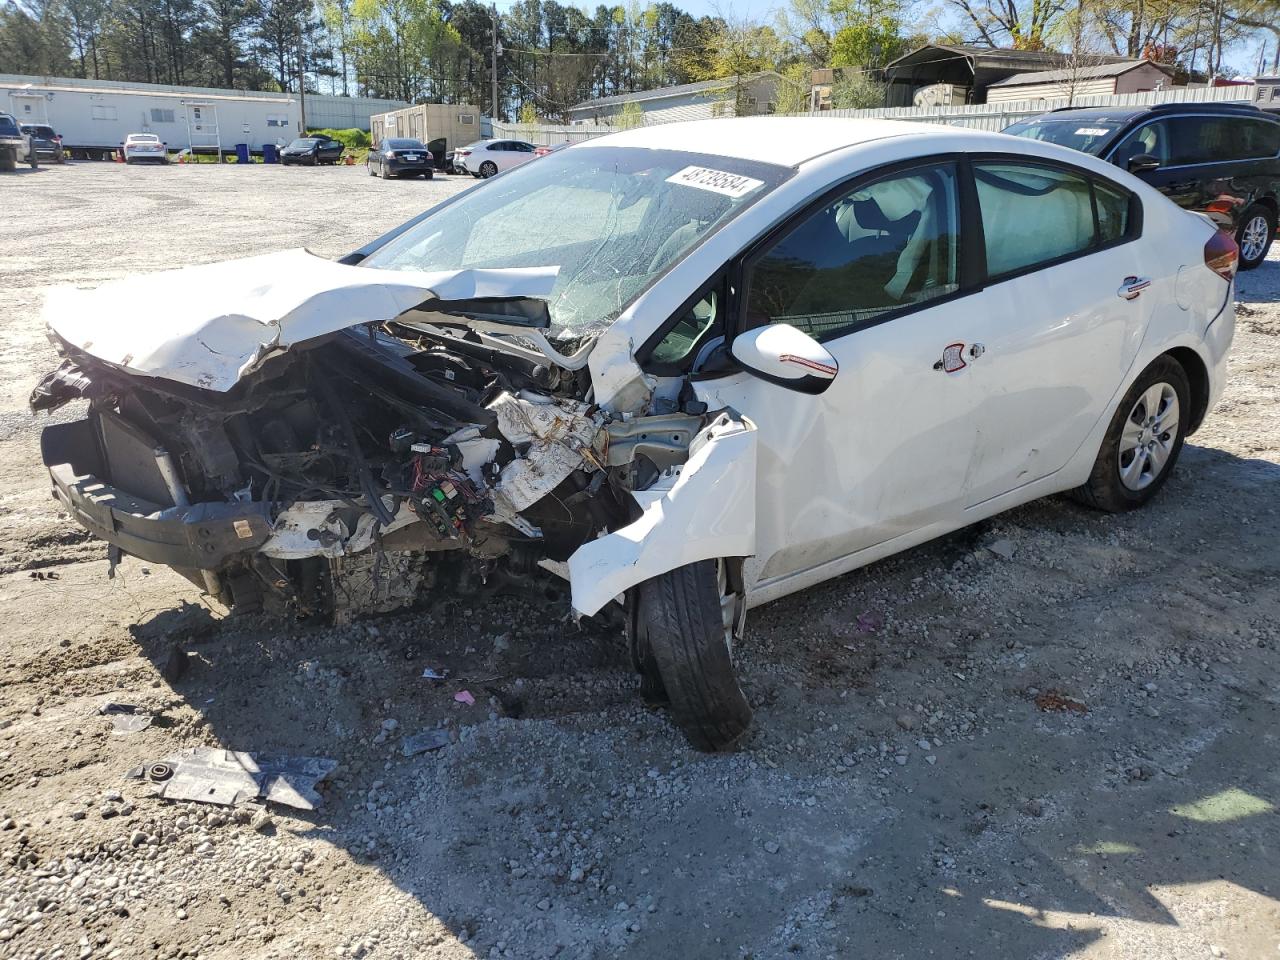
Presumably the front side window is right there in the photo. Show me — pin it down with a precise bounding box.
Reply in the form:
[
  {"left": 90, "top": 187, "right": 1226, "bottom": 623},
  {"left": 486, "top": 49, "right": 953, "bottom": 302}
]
[
  {"left": 744, "top": 163, "right": 960, "bottom": 339},
  {"left": 975, "top": 163, "right": 1096, "bottom": 278},
  {"left": 1111, "top": 120, "right": 1172, "bottom": 167}
]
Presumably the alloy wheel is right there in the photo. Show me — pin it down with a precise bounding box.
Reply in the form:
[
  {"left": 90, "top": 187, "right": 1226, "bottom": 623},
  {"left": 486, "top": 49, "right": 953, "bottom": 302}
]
[
  {"left": 1240, "top": 213, "right": 1270, "bottom": 264},
  {"left": 1117, "top": 382, "right": 1180, "bottom": 492}
]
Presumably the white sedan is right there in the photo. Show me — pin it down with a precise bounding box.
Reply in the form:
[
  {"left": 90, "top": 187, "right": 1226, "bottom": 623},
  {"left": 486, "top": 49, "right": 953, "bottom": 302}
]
[
  {"left": 122, "top": 133, "right": 168, "bottom": 163},
  {"left": 455, "top": 138, "right": 537, "bottom": 178},
  {"left": 33, "top": 118, "right": 1235, "bottom": 750}
]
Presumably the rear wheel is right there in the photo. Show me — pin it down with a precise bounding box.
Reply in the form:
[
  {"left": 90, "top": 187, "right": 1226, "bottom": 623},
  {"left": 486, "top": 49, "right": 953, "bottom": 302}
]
[
  {"left": 633, "top": 559, "right": 752, "bottom": 752},
  {"left": 1071, "top": 356, "right": 1190, "bottom": 512},
  {"left": 1237, "top": 205, "right": 1276, "bottom": 270}
]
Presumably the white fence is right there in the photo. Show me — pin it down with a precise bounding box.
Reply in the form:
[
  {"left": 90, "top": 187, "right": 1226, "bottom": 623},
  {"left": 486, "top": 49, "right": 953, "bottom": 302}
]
[
  {"left": 800, "top": 84, "right": 1254, "bottom": 132},
  {"left": 490, "top": 84, "right": 1253, "bottom": 143}
]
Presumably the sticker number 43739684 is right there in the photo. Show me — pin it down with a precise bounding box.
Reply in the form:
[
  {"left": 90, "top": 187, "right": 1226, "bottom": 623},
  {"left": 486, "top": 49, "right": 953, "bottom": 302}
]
[{"left": 665, "top": 165, "right": 765, "bottom": 199}]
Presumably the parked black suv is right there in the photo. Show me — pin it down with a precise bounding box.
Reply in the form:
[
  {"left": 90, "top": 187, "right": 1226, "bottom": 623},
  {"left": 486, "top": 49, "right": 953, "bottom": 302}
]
[{"left": 1004, "top": 102, "right": 1280, "bottom": 269}]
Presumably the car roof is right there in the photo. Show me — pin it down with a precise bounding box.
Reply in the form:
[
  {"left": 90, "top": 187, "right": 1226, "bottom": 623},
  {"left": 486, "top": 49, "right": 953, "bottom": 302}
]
[
  {"left": 1025, "top": 102, "right": 1269, "bottom": 125},
  {"left": 575, "top": 116, "right": 986, "bottom": 167}
]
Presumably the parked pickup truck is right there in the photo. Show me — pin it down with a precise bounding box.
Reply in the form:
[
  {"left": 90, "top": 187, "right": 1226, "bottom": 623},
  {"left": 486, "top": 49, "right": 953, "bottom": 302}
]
[{"left": 0, "top": 112, "right": 36, "bottom": 172}]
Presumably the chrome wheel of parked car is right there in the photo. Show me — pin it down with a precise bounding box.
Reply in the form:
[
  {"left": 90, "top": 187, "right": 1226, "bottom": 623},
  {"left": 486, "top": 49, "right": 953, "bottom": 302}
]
[
  {"left": 1118, "top": 382, "right": 1180, "bottom": 492},
  {"left": 1237, "top": 207, "right": 1275, "bottom": 269},
  {"left": 479, "top": 160, "right": 497, "bottom": 178}
]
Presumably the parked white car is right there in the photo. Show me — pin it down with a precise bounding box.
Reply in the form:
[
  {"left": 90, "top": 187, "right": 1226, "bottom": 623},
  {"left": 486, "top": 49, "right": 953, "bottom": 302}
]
[
  {"left": 455, "top": 138, "right": 537, "bottom": 178},
  {"left": 32, "top": 118, "right": 1236, "bottom": 750},
  {"left": 122, "top": 133, "right": 167, "bottom": 163}
]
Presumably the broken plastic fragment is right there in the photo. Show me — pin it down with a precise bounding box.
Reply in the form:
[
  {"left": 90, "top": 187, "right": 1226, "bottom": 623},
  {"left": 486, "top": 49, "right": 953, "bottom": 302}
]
[
  {"left": 453, "top": 690, "right": 476, "bottom": 706},
  {"left": 402, "top": 729, "right": 452, "bottom": 756},
  {"left": 98, "top": 703, "right": 153, "bottom": 735},
  {"left": 422, "top": 667, "right": 449, "bottom": 681}
]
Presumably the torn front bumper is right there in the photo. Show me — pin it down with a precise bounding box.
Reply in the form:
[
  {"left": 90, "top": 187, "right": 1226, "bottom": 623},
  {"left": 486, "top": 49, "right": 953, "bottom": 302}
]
[{"left": 41, "top": 417, "right": 272, "bottom": 571}]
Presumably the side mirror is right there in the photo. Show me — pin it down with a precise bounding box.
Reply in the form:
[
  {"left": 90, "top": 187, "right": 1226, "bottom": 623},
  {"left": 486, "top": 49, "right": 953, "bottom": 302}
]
[
  {"left": 730, "top": 323, "right": 838, "bottom": 395},
  {"left": 1127, "top": 153, "right": 1160, "bottom": 174}
]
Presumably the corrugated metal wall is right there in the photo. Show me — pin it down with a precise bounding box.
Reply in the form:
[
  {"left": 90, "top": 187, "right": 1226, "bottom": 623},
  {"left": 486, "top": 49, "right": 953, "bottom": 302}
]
[
  {"left": 495, "top": 84, "right": 1253, "bottom": 143},
  {"left": 306, "top": 93, "right": 409, "bottom": 131},
  {"left": 807, "top": 85, "right": 1253, "bottom": 131}
]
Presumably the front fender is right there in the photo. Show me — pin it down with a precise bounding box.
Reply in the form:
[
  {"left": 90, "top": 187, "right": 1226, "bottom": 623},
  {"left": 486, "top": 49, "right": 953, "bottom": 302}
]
[{"left": 568, "top": 413, "right": 756, "bottom": 617}]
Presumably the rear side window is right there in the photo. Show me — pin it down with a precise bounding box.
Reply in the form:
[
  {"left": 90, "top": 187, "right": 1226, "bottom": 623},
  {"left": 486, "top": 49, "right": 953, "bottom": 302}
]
[
  {"left": 1163, "top": 116, "right": 1265, "bottom": 165},
  {"left": 1094, "top": 180, "right": 1131, "bottom": 244},
  {"left": 975, "top": 164, "right": 1095, "bottom": 277},
  {"left": 744, "top": 162, "right": 960, "bottom": 339},
  {"left": 1239, "top": 118, "right": 1280, "bottom": 159}
]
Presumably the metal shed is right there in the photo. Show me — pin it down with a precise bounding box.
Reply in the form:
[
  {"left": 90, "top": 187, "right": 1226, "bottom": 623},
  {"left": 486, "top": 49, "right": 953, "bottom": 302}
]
[{"left": 881, "top": 45, "right": 1133, "bottom": 106}]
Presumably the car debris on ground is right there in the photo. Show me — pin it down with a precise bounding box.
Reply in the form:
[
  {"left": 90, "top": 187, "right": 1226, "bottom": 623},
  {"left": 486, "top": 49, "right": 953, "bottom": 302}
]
[{"left": 126, "top": 747, "right": 338, "bottom": 809}]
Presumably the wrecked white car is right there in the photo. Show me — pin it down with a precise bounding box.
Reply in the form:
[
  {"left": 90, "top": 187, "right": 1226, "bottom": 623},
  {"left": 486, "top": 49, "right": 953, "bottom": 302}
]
[{"left": 32, "top": 118, "right": 1235, "bottom": 750}]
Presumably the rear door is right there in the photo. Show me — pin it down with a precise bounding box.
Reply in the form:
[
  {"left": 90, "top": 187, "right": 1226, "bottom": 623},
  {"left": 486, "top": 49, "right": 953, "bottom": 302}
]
[{"left": 960, "top": 158, "right": 1152, "bottom": 504}]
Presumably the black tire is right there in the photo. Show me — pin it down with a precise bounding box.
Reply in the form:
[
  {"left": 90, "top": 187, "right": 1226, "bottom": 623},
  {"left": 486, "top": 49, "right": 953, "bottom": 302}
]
[
  {"left": 634, "top": 559, "right": 751, "bottom": 752},
  {"left": 479, "top": 160, "right": 497, "bottom": 178},
  {"left": 28, "top": 150, "right": 38, "bottom": 170},
  {"left": 0, "top": 150, "right": 14, "bottom": 173},
  {"left": 1071, "top": 355, "right": 1191, "bottom": 512},
  {"left": 1236, "top": 204, "right": 1276, "bottom": 270},
  {"left": 367, "top": 161, "right": 375, "bottom": 176}
]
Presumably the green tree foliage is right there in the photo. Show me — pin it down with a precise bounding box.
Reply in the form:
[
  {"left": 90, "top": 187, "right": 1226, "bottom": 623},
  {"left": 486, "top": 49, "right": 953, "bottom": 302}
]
[
  {"left": 614, "top": 97, "right": 643, "bottom": 127},
  {"left": 0, "top": 0, "right": 1268, "bottom": 115},
  {"left": 829, "top": 69, "right": 886, "bottom": 106}
]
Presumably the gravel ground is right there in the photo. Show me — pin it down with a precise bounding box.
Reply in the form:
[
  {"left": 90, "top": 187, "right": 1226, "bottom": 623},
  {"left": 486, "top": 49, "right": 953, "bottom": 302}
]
[{"left": 0, "top": 160, "right": 1278, "bottom": 960}]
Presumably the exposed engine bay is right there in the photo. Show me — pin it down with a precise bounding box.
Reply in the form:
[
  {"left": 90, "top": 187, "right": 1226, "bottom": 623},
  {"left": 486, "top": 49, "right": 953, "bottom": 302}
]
[{"left": 32, "top": 313, "right": 724, "bottom": 623}]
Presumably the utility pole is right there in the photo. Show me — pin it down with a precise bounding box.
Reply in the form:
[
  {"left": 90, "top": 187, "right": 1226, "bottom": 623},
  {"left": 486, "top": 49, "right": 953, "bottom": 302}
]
[
  {"left": 298, "top": 44, "right": 307, "bottom": 133},
  {"left": 491, "top": 4, "right": 500, "bottom": 124}
]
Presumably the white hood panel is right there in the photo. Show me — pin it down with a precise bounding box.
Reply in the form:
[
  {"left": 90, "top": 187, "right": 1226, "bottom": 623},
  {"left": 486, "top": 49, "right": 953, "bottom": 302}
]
[{"left": 44, "top": 249, "right": 558, "bottom": 392}]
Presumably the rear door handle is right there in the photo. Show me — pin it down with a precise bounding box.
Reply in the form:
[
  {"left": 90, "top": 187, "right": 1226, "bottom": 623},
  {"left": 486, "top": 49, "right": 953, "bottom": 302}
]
[{"left": 1118, "top": 276, "right": 1151, "bottom": 300}]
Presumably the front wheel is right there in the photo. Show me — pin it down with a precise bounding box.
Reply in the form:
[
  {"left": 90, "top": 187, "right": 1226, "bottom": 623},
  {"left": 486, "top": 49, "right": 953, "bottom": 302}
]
[
  {"left": 1071, "top": 356, "right": 1190, "bottom": 512},
  {"left": 479, "top": 160, "right": 497, "bottom": 178},
  {"left": 632, "top": 559, "right": 751, "bottom": 751},
  {"left": 1237, "top": 205, "right": 1276, "bottom": 270}
]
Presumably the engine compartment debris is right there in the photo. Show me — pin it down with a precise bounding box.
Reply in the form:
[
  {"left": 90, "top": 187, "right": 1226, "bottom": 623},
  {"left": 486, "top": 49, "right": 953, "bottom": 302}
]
[{"left": 32, "top": 288, "right": 742, "bottom": 623}]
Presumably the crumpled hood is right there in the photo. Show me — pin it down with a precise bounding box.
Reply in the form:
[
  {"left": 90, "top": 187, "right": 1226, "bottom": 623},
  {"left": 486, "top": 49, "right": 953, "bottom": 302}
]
[{"left": 43, "top": 248, "right": 558, "bottom": 392}]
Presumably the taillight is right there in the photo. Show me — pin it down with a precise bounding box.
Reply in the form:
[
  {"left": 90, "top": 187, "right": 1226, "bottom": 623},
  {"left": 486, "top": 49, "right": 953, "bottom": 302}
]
[{"left": 1204, "top": 229, "right": 1239, "bottom": 282}]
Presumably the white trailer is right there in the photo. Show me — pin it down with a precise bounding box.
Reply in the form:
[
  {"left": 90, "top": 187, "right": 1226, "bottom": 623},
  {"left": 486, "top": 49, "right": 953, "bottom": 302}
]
[{"left": 1, "top": 74, "right": 297, "bottom": 160}]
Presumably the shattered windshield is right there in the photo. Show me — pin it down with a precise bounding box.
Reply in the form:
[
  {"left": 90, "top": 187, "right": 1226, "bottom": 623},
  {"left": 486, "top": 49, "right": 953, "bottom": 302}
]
[
  {"left": 362, "top": 146, "right": 792, "bottom": 337},
  {"left": 1002, "top": 118, "right": 1125, "bottom": 155}
]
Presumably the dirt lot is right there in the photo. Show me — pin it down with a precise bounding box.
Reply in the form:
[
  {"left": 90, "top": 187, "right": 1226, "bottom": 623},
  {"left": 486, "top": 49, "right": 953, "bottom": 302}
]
[{"left": 0, "top": 160, "right": 1277, "bottom": 960}]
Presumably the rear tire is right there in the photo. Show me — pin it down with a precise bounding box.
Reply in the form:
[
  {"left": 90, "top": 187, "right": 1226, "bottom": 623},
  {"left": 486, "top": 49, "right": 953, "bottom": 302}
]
[
  {"left": 1070, "top": 355, "right": 1190, "bottom": 512},
  {"left": 1236, "top": 205, "right": 1276, "bottom": 270},
  {"left": 634, "top": 559, "right": 752, "bottom": 752}
]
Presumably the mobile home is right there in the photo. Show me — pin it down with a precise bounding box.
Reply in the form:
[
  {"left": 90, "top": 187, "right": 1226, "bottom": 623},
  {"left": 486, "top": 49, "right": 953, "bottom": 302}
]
[{"left": 2, "top": 74, "right": 409, "bottom": 159}]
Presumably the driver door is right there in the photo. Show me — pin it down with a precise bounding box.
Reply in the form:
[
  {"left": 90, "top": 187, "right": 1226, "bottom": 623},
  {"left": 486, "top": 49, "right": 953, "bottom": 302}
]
[{"left": 691, "top": 160, "right": 991, "bottom": 589}]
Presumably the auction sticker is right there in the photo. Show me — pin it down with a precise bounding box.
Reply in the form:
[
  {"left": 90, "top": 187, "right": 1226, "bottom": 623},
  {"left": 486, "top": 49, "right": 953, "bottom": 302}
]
[
  {"left": 1074, "top": 127, "right": 1111, "bottom": 136},
  {"left": 666, "top": 166, "right": 764, "bottom": 198}
]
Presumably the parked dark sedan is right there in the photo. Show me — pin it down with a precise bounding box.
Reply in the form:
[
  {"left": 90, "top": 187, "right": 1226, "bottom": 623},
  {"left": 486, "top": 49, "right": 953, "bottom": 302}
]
[
  {"left": 21, "top": 124, "right": 64, "bottom": 163},
  {"left": 366, "top": 138, "right": 434, "bottom": 179},
  {"left": 1004, "top": 102, "right": 1280, "bottom": 269},
  {"left": 280, "top": 135, "right": 345, "bottom": 166}
]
